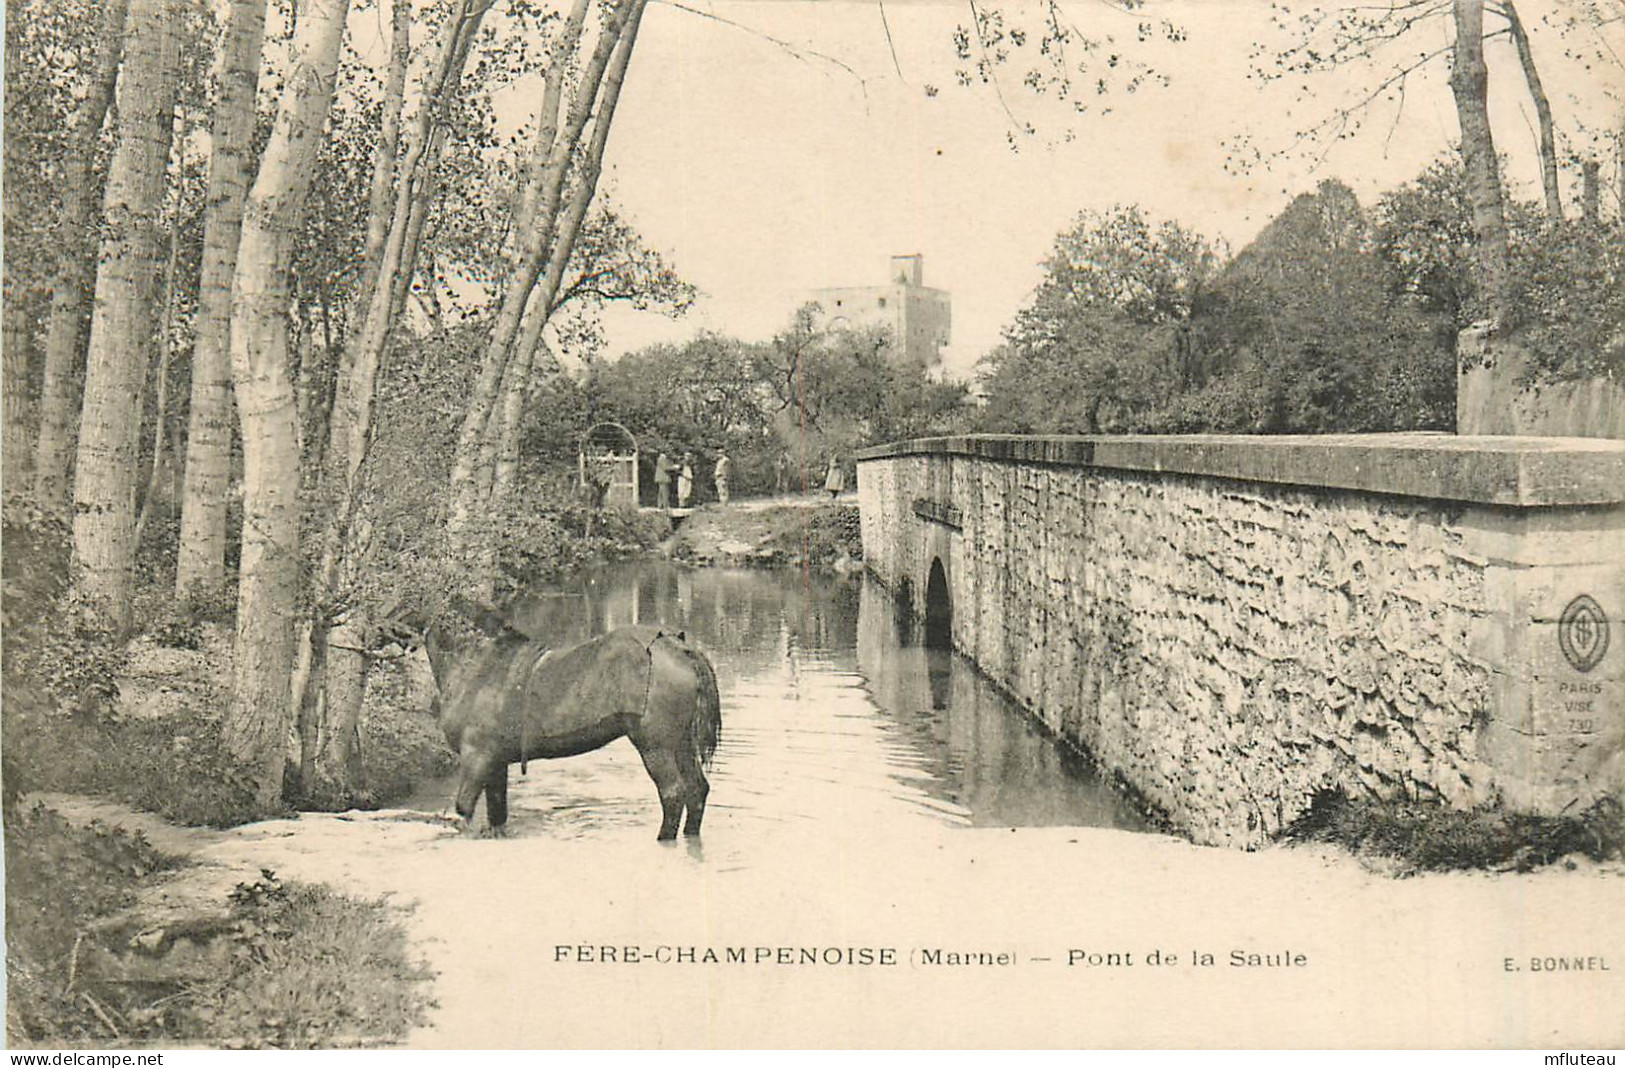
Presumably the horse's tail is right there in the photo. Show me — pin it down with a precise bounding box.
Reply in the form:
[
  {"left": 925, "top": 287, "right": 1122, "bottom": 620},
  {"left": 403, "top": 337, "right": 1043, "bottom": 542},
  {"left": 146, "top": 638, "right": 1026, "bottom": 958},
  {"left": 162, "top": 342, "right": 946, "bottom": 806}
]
[{"left": 666, "top": 635, "right": 722, "bottom": 769}]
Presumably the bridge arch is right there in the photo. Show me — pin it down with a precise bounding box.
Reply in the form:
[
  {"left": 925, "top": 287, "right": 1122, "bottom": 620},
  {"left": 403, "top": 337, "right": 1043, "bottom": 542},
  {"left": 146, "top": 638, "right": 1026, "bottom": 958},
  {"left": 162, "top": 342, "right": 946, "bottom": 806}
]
[{"left": 924, "top": 556, "right": 952, "bottom": 649}]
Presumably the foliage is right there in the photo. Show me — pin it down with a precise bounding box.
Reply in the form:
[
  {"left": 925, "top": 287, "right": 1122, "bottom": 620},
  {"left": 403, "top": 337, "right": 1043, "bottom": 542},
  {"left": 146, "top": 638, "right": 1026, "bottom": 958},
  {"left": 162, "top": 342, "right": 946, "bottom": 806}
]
[
  {"left": 977, "top": 165, "right": 1621, "bottom": 437},
  {"left": 496, "top": 466, "right": 672, "bottom": 589},
  {"left": 3, "top": 694, "right": 269, "bottom": 827},
  {"left": 2, "top": 490, "right": 268, "bottom": 824},
  {"left": 756, "top": 307, "right": 969, "bottom": 448},
  {"left": 1507, "top": 217, "right": 1625, "bottom": 383},
  {"left": 1197, "top": 179, "right": 1454, "bottom": 432},
  {"left": 760, "top": 504, "right": 864, "bottom": 569},
  {"left": 190, "top": 873, "right": 435, "bottom": 1049},
  {"left": 562, "top": 310, "right": 966, "bottom": 506},
  {"left": 4, "top": 804, "right": 179, "bottom": 1044},
  {"left": 1282, "top": 788, "right": 1625, "bottom": 875},
  {"left": 2, "top": 0, "right": 98, "bottom": 310},
  {"left": 979, "top": 205, "right": 1223, "bottom": 432},
  {"left": 4, "top": 814, "right": 434, "bottom": 1048},
  {"left": 2, "top": 495, "right": 126, "bottom": 721},
  {"left": 355, "top": 653, "right": 457, "bottom": 803},
  {"left": 940, "top": 0, "right": 1184, "bottom": 143}
]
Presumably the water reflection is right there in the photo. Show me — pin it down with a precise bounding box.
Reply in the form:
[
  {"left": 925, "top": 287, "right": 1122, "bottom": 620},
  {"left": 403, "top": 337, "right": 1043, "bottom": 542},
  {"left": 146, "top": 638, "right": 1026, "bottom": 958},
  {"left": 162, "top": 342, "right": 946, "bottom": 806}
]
[
  {"left": 498, "top": 561, "right": 1149, "bottom": 837},
  {"left": 854, "top": 579, "right": 1151, "bottom": 830}
]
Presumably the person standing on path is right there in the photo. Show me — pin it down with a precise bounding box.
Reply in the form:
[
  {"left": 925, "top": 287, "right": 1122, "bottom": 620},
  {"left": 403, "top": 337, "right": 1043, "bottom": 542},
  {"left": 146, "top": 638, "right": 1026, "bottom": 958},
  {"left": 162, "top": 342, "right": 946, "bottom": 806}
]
[
  {"left": 774, "top": 452, "right": 789, "bottom": 496},
  {"left": 677, "top": 453, "right": 694, "bottom": 508},
  {"left": 714, "top": 451, "right": 731, "bottom": 506},
  {"left": 655, "top": 451, "right": 672, "bottom": 509},
  {"left": 824, "top": 455, "right": 846, "bottom": 499}
]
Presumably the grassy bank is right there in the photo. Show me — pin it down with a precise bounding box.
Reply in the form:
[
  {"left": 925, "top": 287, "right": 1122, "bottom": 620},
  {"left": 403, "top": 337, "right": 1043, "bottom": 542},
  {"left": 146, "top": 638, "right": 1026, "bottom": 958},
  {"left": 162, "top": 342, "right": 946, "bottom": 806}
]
[
  {"left": 670, "top": 498, "right": 863, "bottom": 570},
  {"left": 1282, "top": 788, "right": 1625, "bottom": 874},
  {"left": 2, "top": 497, "right": 451, "bottom": 1048},
  {"left": 4, "top": 804, "right": 434, "bottom": 1048},
  {"left": 3, "top": 625, "right": 456, "bottom": 827}
]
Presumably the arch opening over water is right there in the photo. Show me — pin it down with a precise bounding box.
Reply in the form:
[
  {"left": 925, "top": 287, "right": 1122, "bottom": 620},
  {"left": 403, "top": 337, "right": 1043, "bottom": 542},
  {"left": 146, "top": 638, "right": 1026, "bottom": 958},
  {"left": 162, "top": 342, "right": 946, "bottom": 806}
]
[{"left": 924, "top": 557, "right": 952, "bottom": 650}]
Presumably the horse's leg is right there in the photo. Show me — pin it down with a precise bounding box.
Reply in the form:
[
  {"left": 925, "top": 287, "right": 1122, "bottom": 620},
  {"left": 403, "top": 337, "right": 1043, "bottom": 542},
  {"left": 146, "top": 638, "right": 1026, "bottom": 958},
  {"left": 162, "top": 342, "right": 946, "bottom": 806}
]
[
  {"left": 454, "top": 747, "right": 494, "bottom": 830},
  {"left": 631, "top": 743, "right": 685, "bottom": 841},
  {"left": 484, "top": 760, "right": 510, "bottom": 837},
  {"left": 677, "top": 750, "right": 709, "bottom": 837}
]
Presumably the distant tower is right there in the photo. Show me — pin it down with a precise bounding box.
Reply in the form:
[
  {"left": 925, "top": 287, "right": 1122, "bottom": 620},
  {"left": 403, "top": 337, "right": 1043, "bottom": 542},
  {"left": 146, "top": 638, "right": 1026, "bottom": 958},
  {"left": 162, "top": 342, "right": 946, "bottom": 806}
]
[{"left": 811, "top": 254, "right": 951, "bottom": 367}]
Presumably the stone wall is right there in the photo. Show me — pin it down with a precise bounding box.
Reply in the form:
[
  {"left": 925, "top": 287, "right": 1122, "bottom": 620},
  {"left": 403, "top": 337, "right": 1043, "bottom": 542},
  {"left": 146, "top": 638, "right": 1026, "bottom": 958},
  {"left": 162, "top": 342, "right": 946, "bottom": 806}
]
[
  {"left": 1456, "top": 327, "right": 1625, "bottom": 439},
  {"left": 857, "top": 434, "right": 1625, "bottom": 848}
]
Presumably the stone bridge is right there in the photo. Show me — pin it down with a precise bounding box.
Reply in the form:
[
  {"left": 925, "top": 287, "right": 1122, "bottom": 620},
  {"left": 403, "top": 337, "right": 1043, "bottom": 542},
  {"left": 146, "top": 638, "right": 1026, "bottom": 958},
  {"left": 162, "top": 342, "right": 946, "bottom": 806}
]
[{"left": 855, "top": 434, "right": 1625, "bottom": 847}]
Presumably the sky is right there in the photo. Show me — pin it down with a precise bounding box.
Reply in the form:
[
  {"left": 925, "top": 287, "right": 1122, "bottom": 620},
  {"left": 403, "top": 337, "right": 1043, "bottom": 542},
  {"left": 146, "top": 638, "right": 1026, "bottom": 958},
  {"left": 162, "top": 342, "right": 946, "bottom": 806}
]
[{"left": 470, "top": 0, "right": 1623, "bottom": 379}]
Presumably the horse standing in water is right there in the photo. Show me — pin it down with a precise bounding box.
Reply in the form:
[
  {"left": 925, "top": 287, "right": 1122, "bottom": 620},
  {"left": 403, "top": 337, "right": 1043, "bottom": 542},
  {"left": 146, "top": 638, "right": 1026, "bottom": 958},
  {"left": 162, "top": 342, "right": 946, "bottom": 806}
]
[{"left": 426, "top": 609, "right": 721, "bottom": 840}]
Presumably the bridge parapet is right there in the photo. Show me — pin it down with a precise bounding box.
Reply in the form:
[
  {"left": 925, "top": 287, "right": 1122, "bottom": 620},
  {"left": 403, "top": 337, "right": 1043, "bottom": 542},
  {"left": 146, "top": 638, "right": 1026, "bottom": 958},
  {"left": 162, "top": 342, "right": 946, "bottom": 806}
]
[{"left": 856, "top": 433, "right": 1625, "bottom": 847}]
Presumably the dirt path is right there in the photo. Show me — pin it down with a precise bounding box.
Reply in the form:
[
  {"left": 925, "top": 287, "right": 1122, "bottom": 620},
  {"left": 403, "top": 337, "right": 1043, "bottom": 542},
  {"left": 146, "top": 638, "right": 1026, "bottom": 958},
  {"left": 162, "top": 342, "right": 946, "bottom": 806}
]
[{"left": 32, "top": 788, "right": 1625, "bottom": 1048}]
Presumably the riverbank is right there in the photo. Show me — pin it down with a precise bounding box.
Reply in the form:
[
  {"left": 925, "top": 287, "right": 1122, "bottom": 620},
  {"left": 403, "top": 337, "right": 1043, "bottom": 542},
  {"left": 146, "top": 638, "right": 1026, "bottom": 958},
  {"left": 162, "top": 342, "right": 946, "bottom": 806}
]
[{"left": 667, "top": 493, "right": 862, "bottom": 571}]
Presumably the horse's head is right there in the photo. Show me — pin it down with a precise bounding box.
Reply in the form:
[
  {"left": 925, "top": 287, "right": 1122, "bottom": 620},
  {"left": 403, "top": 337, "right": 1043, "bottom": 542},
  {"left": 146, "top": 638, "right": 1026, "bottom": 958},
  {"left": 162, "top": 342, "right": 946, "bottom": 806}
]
[
  {"left": 377, "top": 602, "right": 473, "bottom": 688},
  {"left": 417, "top": 595, "right": 535, "bottom": 686}
]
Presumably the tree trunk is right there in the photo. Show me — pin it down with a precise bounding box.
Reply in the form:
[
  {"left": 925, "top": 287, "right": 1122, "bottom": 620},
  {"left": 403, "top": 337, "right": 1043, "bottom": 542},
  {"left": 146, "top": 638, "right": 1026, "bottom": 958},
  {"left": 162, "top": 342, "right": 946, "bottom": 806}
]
[
  {"left": 491, "top": 343, "right": 541, "bottom": 525},
  {"left": 70, "top": 0, "right": 181, "bottom": 634},
  {"left": 2, "top": 2, "right": 29, "bottom": 489},
  {"left": 175, "top": 0, "right": 270, "bottom": 605},
  {"left": 349, "top": 0, "right": 411, "bottom": 327},
  {"left": 295, "top": 617, "right": 328, "bottom": 799},
  {"left": 480, "top": 11, "right": 645, "bottom": 552},
  {"left": 133, "top": 223, "right": 182, "bottom": 555},
  {"left": 445, "top": 0, "right": 638, "bottom": 567},
  {"left": 321, "top": 0, "right": 479, "bottom": 542},
  {"left": 505, "top": 0, "right": 592, "bottom": 263},
  {"left": 225, "top": 0, "right": 351, "bottom": 810},
  {"left": 3, "top": 305, "right": 33, "bottom": 489},
  {"left": 1581, "top": 159, "right": 1600, "bottom": 226},
  {"left": 1449, "top": 0, "right": 1510, "bottom": 328},
  {"left": 490, "top": 0, "right": 645, "bottom": 510},
  {"left": 1501, "top": 1, "right": 1561, "bottom": 222},
  {"left": 33, "top": 0, "right": 130, "bottom": 512},
  {"left": 300, "top": 0, "right": 482, "bottom": 800},
  {"left": 316, "top": 608, "right": 368, "bottom": 799},
  {"left": 448, "top": 0, "right": 647, "bottom": 589}
]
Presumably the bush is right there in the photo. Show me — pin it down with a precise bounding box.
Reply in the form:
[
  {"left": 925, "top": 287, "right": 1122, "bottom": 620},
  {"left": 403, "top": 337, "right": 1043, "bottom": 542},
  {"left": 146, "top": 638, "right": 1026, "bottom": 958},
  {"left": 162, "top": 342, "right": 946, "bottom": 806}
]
[
  {"left": 4, "top": 810, "right": 434, "bottom": 1049},
  {"left": 1509, "top": 218, "right": 1625, "bottom": 384},
  {"left": 1281, "top": 788, "right": 1625, "bottom": 874},
  {"left": 189, "top": 872, "right": 435, "bottom": 1049},
  {"left": 2, "top": 495, "right": 126, "bottom": 722},
  {"left": 762, "top": 504, "right": 863, "bottom": 568},
  {"left": 353, "top": 653, "right": 456, "bottom": 809},
  {"left": 4, "top": 699, "right": 269, "bottom": 827},
  {"left": 4, "top": 804, "right": 180, "bottom": 1045}
]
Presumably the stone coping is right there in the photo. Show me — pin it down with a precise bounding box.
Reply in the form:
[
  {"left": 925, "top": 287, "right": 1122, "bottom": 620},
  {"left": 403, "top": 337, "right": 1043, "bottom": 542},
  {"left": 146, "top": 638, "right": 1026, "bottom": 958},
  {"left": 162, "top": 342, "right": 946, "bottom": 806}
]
[{"left": 853, "top": 433, "right": 1625, "bottom": 508}]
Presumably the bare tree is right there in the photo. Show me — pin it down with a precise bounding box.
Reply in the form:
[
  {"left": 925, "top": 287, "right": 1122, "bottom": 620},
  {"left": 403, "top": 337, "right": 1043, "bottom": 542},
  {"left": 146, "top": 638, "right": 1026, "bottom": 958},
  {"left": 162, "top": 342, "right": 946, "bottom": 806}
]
[
  {"left": 299, "top": 0, "right": 492, "bottom": 801},
  {"left": 1500, "top": 0, "right": 1561, "bottom": 220},
  {"left": 445, "top": 0, "right": 648, "bottom": 596}
]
